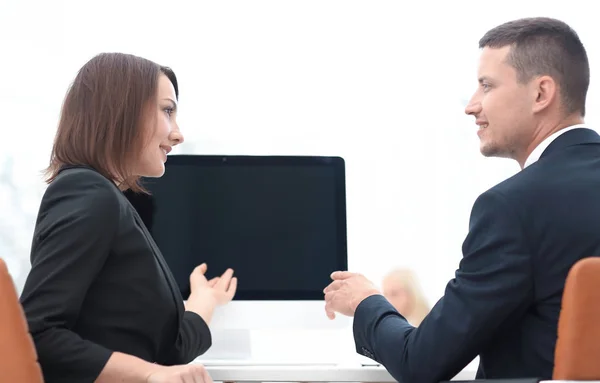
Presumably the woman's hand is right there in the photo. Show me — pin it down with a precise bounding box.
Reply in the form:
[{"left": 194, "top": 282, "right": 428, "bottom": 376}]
[
  {"left": 189, "top": 263, "right": 237, "bottom": 306},
  {"left": 146, "top": 363, "right": 213, "bottom": 383},
  {"left": 185, "top": 263, "right": 237, "bottom": 324}
]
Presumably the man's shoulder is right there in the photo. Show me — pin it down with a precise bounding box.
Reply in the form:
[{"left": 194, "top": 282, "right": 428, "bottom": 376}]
[
  {"left": 485, "top": 161, "right": 555, "bottom": 202},
  {"left": 467, "top": 166, "right": 552, "bottom": 222}
]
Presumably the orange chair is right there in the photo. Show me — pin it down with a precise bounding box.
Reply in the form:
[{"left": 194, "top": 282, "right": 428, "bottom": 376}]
[
  {"left": 553, "top": 256, "right": 600, "bottom": 380},
  {"left": 0, "top": 258, "right": 43, "bottom": 382}
]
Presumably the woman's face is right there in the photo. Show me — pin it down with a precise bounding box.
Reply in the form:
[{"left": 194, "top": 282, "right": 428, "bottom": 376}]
[
  {"left": 136, "top": 73, "right": 184, "bottom": 178},
  {"left": 382, "top": 276, "right": 412, "bottom": 315}
]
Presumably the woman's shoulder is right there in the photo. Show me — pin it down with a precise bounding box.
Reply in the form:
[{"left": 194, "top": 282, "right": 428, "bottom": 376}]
[
  {"left": 44, "top": 165, "right": 125, "bottom": 212},
  {"left": 51, "top": 165, "right": 117, "bottom": 191},
  {"left": 54, "top": 164, "right": 112, "bottom": 182}
]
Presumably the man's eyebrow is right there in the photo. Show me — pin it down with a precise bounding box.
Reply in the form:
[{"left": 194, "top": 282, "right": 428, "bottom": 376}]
[{"left": 478, "top": 76, "right": 490, "bottom": 83}]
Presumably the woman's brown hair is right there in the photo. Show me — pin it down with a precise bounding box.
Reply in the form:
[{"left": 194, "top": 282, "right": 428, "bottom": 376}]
[{"left": 45, "top": 52, "right": 179, "bottom": 192}]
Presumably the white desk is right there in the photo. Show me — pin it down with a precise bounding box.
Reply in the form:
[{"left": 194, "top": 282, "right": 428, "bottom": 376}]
[
  {"left": 203, "top": 364, "right": 479, "bottom": 382},
  {"left": 203, "top": 364, "right": 600, "bottom": 382},
  {"left": 205, "top": 364, "right": 394, "bottom": 382}
]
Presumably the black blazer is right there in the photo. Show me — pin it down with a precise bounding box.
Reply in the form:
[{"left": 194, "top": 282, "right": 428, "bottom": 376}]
[
  {"left": 353, "top": 128, "right": 600, "bottom": 383},
  {"left": 19, "top": 166, "right": 211, "bottom": 383}
]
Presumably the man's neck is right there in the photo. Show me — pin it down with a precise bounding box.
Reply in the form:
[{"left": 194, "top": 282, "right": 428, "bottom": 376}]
[{"left": 517, "top": 115, "right": 585, "bottom": 168}]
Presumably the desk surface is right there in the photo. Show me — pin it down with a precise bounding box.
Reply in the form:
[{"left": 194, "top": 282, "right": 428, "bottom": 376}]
[
  {"left": 203, "top": 364, "right": 396, "bottom": 382},
  {"left": 201, "top": 364, "right": 598, "bottom": 383},
  {"left": 201, "top": 363, "right": 483, "bottom": 382}
]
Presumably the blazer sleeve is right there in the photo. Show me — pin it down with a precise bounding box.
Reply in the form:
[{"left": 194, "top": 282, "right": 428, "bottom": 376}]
[
  {"left": 162, "top": 311, "right": 212, "bottom": 365},
  {"left": 353, "top": 189, "right": 535, "bottom": 383},
  {"left": 19, "top": 171, "right": 120, "bottom": 382}
]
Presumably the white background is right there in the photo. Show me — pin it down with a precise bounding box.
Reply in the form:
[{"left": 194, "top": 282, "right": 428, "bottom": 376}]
[{"left": 0, "top": 0, "right": 598, "bottom": 366}]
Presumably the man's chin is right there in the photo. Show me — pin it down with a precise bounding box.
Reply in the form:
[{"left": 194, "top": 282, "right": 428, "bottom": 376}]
[
  {"left": 480, "top": 146, "right": 494, "bottom": 157},
  {"left": 480, "top": 146, "right": 515, "bottom": 162},
  {"left": 480, "top": 142, "right": 500, "bottom": 157}
]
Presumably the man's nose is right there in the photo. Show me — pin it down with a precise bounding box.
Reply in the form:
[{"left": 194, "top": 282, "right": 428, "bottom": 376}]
[{"left": 464, "top": 94, "right": 482, "bottom": 116}]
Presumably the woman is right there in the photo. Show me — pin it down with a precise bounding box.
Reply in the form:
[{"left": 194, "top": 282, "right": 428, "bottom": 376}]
[
  {"left": 381, "top": 268, "right": 430, "bottom": 326},
  {"left": 19, "top": 52, "right": 237, "bottom": 383}
]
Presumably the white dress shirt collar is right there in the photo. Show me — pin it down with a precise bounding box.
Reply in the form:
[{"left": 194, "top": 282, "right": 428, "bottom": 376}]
[{"left": 523, "top": 124, "right": 587, "bottom": 168}]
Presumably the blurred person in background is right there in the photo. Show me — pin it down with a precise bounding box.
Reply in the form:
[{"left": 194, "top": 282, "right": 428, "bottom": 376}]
[{"left": 381, "top": 268, "right": 430, "bottom": 327}]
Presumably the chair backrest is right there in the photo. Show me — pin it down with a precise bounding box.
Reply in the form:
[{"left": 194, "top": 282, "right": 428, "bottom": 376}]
[
  {"left": 0, "top": 258, "right": 43, "bottom": 382},
  {"left": 553, "top": 256, "right": 600, "bottom": 380}
]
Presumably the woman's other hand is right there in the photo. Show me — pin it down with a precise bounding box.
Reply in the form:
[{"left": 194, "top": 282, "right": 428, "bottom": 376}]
[{"left": 146, "top": 363, "right": 213, "bottom": 383}]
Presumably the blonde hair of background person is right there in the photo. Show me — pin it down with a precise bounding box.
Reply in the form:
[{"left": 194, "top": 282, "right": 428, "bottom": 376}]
[{"left": 382, "top": 268, "right": 430, "bottom": 326}]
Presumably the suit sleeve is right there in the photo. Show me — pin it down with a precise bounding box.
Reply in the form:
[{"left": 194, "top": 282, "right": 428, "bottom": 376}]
[
  {"left": 162, "top": 311, "right": 212, "bottom": 365},
  {"left": 353, "top": 189, "right": 534, "bottom": 383},
  {"left": 19, "top": 172, "right": 120, "bottom": 382}
]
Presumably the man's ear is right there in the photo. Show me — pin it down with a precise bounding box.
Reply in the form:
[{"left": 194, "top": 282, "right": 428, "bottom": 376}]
[{"left": 532, "top": 75, "right": 558, "bottom": 114}]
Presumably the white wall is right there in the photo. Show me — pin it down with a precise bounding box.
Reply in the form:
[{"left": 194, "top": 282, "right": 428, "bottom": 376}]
[{"left": 1, "top": 0, "right": 598, "bottom": 366}]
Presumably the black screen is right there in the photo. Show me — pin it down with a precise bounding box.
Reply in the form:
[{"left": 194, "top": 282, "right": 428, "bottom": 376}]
[{"left": 125, "top": 155, "right": 347, "bottom": 300}]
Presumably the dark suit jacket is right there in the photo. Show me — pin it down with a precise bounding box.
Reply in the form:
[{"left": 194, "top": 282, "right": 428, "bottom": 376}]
[
  {"left": 353, "top": 128, "right": 600, "bottom": 383},
  {"left": 19, "top": 166, "right": 211, "bottom": 383}
]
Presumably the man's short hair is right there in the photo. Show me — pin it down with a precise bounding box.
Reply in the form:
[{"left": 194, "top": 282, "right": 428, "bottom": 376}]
[{"left": 479, "top": 17, "right": 589, "bottom": 116}]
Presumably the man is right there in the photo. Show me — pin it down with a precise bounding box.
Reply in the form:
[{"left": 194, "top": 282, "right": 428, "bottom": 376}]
[{"left": 324, "top": 17, "right": 598, "bottom": 382}]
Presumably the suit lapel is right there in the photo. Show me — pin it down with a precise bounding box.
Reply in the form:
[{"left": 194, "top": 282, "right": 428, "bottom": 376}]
[
  {"left": 59, "top": 164, "right": 184, "bottom": 321},
  {"left": 128, "top": 201, "right": 184, "bottom": 323}
]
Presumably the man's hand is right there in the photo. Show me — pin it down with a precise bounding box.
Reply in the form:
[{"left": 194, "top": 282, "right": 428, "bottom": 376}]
[{"left": 323, "top": 271, "right": 381, "bottom": 319}]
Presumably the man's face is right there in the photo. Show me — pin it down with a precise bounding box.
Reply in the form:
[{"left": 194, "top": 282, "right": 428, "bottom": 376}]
[{"left": 465, "top": 46, "right": 534, "bottom": 160}]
